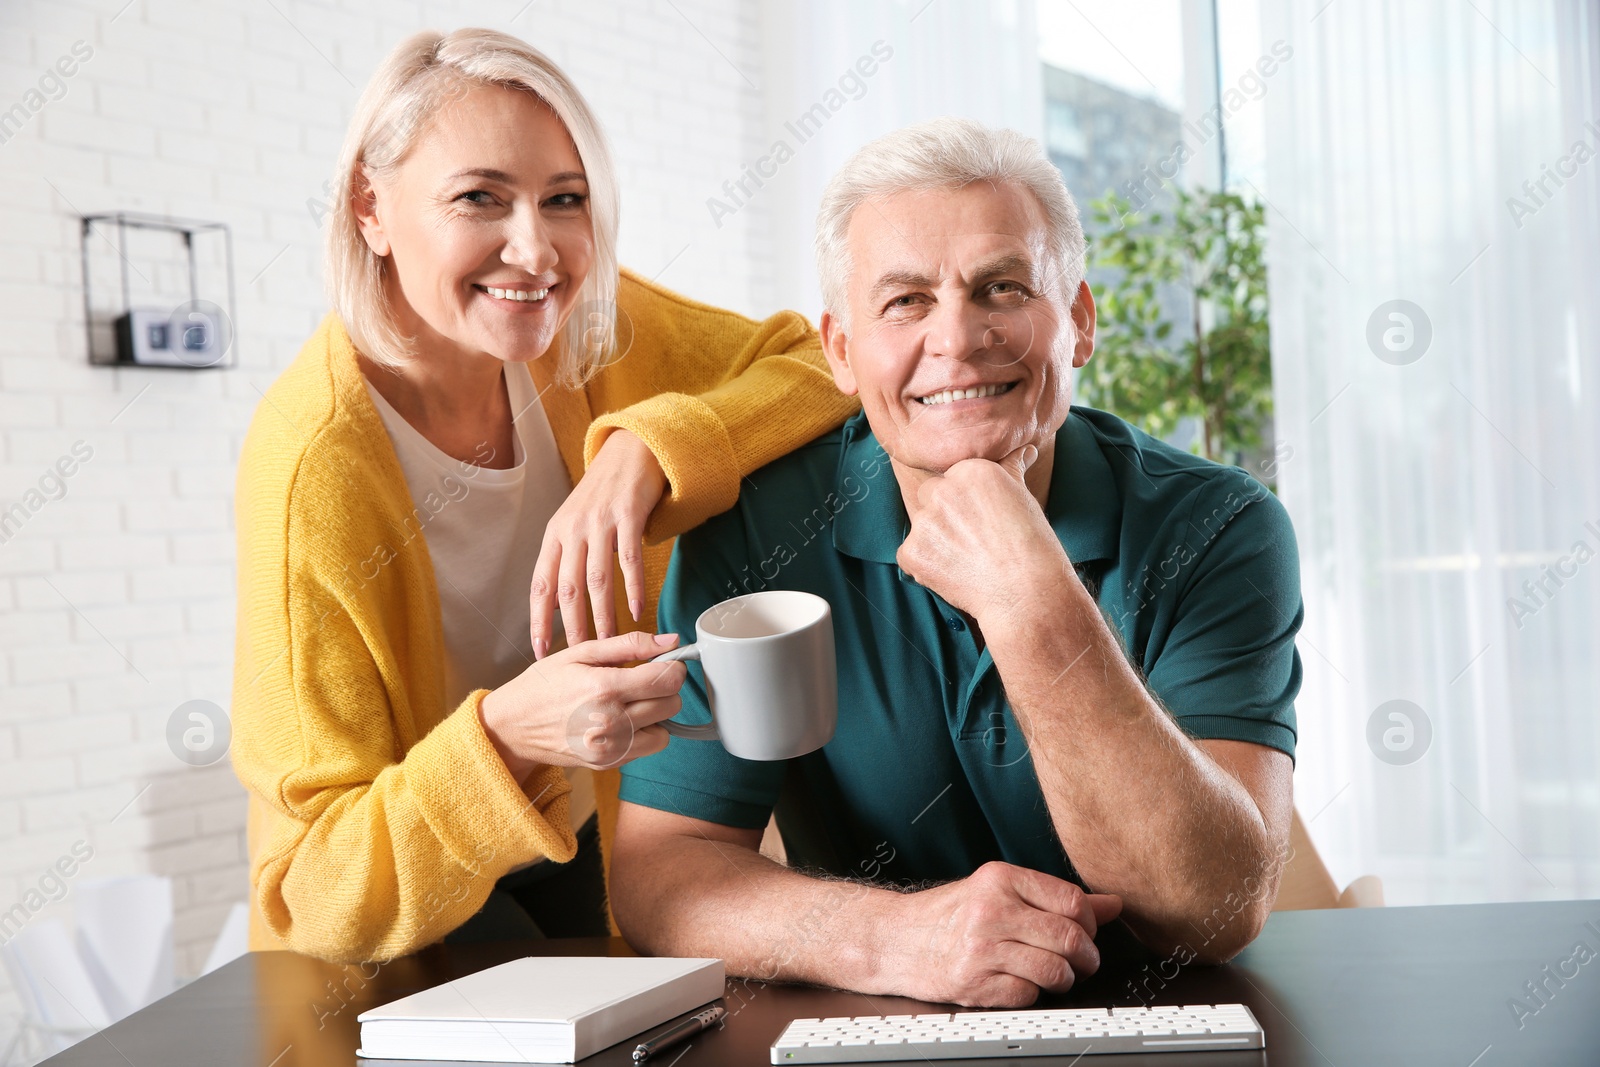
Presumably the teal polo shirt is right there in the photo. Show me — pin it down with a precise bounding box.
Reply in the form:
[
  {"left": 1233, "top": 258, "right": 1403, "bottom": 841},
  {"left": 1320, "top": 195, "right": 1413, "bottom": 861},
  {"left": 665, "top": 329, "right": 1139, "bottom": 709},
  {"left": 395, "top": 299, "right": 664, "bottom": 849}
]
[{"left": 619, "top": 408, "right": 1301, "bottom": 888}]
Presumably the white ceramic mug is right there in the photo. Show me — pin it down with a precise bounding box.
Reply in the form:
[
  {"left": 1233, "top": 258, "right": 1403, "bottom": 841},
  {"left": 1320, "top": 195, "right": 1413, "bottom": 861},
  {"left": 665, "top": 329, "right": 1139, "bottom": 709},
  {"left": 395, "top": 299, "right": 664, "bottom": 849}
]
[{"left": 652, "top": 590, "right": 837, "bottom": 761}]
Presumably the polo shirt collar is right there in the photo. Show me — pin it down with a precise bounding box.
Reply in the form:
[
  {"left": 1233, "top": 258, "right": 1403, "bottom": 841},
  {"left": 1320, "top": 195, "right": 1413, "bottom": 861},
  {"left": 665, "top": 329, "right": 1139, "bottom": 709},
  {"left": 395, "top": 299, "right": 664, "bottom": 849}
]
[
  {"left": 833, "top": 413, "right": 904, "bottom": 566},
  {"left": 1046, "top": 408, "right": 1123, "bottom": 566},
  {"left": 832, "top": 409, "right": 1123, "bottom": 567}
]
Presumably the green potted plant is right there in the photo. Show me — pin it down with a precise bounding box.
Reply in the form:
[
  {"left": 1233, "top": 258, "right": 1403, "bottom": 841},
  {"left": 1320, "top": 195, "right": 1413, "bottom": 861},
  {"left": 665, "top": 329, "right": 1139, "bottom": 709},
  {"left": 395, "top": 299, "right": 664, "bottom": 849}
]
[{"left": 1079, "top": 188, "right": 1273, "bottom": 469}]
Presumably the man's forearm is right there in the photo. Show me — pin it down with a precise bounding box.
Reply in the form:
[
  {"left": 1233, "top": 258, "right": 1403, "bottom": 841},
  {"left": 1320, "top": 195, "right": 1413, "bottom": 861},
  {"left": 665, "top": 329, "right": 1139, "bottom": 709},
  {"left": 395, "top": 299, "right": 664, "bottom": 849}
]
[
  {"left": 611, "top": 832, "right": 902, "bottom": 989},
  {"left": 984, "top": 571, "right": 1280, "bottom": 959}
]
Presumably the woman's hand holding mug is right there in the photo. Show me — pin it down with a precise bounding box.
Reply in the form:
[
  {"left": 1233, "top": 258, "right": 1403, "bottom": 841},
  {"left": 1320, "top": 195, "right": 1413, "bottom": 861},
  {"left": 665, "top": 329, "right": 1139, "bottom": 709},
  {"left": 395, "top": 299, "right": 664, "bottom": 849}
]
[
  {"left": 483, "top": 590, "right": 840, "bottom": 785},
  {"left": 529, "top": 429, "right": 667, "bottom": 658},
  {"left": 479, "top": 630, "right": 687, "bottom": 783}
]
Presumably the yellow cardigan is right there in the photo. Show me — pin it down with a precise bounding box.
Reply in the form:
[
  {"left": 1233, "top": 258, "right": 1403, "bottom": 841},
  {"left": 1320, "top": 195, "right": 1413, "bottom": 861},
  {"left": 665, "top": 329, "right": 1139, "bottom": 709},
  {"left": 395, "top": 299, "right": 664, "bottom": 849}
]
[{"left": 231, "top": 268, "right": 857, "bottom": 962}]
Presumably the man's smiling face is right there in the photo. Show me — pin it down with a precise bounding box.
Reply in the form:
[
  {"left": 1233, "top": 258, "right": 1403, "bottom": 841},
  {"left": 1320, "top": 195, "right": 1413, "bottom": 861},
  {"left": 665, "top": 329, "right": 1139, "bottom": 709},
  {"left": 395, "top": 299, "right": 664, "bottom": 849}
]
[{"left": 820, "top": 180, "right": 1094, "bottom": 475}]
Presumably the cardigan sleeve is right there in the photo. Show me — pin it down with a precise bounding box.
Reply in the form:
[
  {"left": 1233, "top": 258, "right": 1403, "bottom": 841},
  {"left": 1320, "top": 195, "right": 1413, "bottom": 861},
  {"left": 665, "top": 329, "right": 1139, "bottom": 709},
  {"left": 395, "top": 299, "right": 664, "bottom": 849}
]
[
  {"left": 230, "top": 430, "right": 578, "bottom": 964},
  {"left": 583, "top": 275, "right": 859, "bottom": 543}
]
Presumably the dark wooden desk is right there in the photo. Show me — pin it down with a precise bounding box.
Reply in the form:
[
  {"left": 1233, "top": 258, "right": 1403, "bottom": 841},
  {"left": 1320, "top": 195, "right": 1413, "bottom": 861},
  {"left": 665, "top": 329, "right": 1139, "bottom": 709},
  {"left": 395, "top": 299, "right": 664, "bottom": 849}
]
[{"left": 40, "top": 899, "right": 1600, "bottom": 1066}]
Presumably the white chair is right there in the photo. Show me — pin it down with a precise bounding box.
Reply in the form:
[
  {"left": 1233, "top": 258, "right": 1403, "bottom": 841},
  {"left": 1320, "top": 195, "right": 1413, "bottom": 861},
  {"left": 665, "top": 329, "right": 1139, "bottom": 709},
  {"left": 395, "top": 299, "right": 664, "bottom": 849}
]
[
  {"left": 1274, "top": 807, "right": 1385, "bottom": 910},
  {"left": 200, "top": 902, "right": 250, "bottom": 976},
  {"left": 0, "top": 919, "right": 111, "bottom": 1060},
  {"left": 73, "top": 876, "right": 174, "bottom": 1021}
]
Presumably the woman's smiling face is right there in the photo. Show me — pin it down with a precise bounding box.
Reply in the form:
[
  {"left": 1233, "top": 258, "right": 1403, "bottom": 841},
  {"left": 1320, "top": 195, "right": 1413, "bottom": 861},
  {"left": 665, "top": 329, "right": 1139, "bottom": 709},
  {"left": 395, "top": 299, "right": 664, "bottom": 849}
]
[{"left": 355, "top": 82, "right": 594, "bottom": 364}]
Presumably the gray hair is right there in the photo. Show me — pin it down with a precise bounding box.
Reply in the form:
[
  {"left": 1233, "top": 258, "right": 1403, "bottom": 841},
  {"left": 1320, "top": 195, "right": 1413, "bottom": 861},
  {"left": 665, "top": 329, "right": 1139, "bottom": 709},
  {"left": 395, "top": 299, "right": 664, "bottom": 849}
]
[
  {"left": 326, "top": 29, "right": 620, "bottom": 387},
  {"left": 814, "top": 117, "right": 1086, "bottom": 331}
]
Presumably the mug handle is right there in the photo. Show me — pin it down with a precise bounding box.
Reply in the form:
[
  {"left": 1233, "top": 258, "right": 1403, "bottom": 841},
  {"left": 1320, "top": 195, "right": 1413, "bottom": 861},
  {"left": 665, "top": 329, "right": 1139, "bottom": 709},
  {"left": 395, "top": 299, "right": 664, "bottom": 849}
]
[{"left": 650, "top": 643, "right": 719, "bottom": 741}]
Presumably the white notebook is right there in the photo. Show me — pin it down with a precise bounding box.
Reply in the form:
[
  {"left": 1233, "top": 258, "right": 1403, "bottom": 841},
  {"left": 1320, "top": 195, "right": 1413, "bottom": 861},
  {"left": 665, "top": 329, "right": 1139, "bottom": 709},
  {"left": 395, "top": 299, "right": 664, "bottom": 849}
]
[{"left": 356, "top": 955, "right": 725, "bottom": 1063}]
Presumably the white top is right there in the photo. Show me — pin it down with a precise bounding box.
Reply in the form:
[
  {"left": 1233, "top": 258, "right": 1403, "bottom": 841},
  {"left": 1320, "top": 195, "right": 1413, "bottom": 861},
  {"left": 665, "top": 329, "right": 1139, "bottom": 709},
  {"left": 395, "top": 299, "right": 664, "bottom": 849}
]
[{"left": 363, "top": 363, "right": 596, "bottom": 844}]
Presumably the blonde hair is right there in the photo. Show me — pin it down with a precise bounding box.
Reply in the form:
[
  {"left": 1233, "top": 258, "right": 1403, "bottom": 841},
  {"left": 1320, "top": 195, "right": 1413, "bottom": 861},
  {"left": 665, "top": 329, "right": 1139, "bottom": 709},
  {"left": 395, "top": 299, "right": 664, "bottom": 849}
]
[
  {"left": 325, "top": 28, "right": 620, "bottom": 386},
  {"left": 815, "top": 117, "right": 1085, "bottom": 332}
]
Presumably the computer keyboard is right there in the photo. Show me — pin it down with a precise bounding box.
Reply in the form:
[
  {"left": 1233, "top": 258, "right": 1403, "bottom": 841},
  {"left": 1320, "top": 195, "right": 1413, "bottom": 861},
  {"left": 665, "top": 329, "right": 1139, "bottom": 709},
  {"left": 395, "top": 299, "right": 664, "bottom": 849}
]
[{"left": 769, "top": 1003, "right": 1264, "bottom": 1062}]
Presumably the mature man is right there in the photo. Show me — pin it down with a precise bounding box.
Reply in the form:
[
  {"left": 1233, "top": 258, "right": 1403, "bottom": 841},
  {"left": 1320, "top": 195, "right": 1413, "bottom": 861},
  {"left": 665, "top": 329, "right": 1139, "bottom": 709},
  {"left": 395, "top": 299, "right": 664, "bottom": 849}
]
[{"left": 610, "top": 118, "right": 1301, "bottom": 1008}]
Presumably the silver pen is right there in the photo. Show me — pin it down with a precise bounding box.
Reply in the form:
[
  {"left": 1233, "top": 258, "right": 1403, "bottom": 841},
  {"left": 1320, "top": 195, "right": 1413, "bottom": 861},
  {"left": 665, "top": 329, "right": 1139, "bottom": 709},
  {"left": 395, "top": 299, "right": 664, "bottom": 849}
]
[{"left": 633, "top": 1002, "right": 726, "bottom": 1062}]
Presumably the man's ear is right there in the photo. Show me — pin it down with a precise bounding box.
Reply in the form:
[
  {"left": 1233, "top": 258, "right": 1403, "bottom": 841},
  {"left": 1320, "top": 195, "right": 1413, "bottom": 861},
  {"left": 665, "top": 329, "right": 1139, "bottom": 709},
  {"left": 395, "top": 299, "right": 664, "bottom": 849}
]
[
  {"left": 1069, "top": 280, "right": 1096, "bottom": 369},
  {"left": 352, "top": 164, "right": 392, "bottom": 257},
  {"left": 818, "top": 309, "right": 859, "bottom": 396}
]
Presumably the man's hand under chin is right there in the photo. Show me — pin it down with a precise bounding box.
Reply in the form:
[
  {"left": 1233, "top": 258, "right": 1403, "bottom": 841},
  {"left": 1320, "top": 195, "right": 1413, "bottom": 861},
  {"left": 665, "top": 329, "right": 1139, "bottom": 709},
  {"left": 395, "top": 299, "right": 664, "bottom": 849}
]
[{"left": 895, "top": 443, "right": 1073, "bottom": 625}]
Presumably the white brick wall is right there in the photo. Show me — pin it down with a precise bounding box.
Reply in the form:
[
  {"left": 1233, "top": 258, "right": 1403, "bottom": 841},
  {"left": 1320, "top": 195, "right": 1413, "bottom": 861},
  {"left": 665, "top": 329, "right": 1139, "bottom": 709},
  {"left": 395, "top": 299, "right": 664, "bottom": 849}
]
[{"left": 0, "top": 0, "right": 772, "bottom": 1049}]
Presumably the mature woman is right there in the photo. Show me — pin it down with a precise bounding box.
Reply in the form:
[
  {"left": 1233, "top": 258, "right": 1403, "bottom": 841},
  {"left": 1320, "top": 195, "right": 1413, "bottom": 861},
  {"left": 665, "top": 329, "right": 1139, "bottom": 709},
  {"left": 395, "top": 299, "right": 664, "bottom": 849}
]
[{"left": 230, "top": 28, "right": 856, "bottom": 962}]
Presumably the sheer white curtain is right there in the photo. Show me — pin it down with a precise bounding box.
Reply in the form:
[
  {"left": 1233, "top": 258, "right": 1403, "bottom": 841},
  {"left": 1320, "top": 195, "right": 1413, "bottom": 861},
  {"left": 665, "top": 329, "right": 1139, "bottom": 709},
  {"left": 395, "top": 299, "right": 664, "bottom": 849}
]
[
  {"left": 1261, "top": 0, "right": 1600, "bottom": 903},
  {"left": 757, "top": 0, "right": 1042, "bottom": 317}
]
